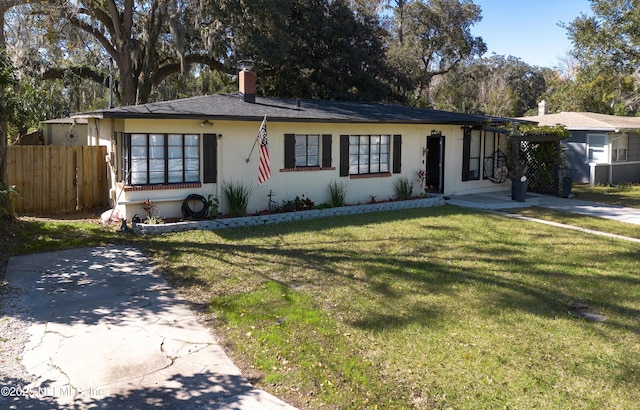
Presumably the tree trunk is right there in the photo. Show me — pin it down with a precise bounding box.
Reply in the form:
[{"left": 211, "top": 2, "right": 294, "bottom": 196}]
[
  {"left": 1, "top": 10, "right": 8, "bottom": 187},
  {"left": 0, "top": 9, "right": 13, "bottom": 221}
]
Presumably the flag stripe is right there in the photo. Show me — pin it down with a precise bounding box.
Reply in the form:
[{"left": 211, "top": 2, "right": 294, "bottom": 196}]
[{"left": 257, "top": 116, "right": 270, "bottom": 184}]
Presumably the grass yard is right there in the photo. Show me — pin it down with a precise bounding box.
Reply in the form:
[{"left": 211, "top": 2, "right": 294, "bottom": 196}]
[
  {"left": 572, "top": 183, "right": 640, "bottom": 208},
  {"left": 505, "top": 207, "right": 640, "bottom": 240},
  {"left": 139, "top": 206, "right": 640, "bottom": 409},
  {"left": 0, "top": 215, "right": 124, "bottom": 267}
]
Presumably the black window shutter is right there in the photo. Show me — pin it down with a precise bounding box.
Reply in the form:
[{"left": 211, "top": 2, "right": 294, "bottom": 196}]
[
  {"left": 322, "top": 134, "right": 332, "bottom": 168},
  {"left": 203, "top": 133, "right": 217, "bottom": 183},
  {"left": 392, "top": 135, "right": 402, "bottom": 174},
  {"left": 284, "top": 134, "right": 295, "bottom": 168},
  {"left": 340, "top": 135, "right": 349, "bottom": 176},
  {"left": 462, "top": 128, "right": 471, "bottom": 181}
]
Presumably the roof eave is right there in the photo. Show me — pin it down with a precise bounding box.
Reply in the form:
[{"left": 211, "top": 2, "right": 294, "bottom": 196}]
[{"left": 75, "top": 112, "right": 513, "bottom": 126}]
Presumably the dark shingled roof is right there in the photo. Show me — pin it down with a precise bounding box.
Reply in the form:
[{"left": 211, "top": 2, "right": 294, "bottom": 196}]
[{"left": 78, "top": 93, "right": 518, "bottom": 125}]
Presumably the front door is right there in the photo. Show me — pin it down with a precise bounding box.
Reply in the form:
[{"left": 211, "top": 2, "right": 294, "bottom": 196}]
[{"left": 426, "top": 135, "right": 445, "bottom": 193}]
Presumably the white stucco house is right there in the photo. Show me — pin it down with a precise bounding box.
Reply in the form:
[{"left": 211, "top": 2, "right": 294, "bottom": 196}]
[
  {"left": 521, "top": 102, "right": 640, "bottom": 185},
  {"left": 75, "top": 70, "right": 521, "bottom": 219}
]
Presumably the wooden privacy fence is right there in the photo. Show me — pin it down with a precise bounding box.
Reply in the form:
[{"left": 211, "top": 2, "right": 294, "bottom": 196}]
[{"left": 7, "top": 146, "right": 109, "bottom": 214}]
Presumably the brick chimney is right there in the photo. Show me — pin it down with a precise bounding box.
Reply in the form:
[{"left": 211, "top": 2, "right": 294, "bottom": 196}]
[
  {"left": 538, "top": 100, "right": 547, "bottom": 116},
  {"left": 239, "top": 69, "right": 256, "bottom": 103}
]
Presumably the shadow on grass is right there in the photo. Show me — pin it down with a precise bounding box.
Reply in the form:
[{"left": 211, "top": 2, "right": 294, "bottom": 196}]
[
  {"left": 1, "top": 217, "right": 129, "bottom": 270},
  {"left": 140, "top": 206, "right": 640, "bottom": 336},
  {"left": 572, "top": 184, "right": 640, "bottom": 208}
]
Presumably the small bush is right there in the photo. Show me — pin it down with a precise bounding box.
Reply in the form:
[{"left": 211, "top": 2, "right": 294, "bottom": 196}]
[
  {"left": 328, "top": 180, "right": 348, "bottom": 207},
  {"left": 393, "top": 177, "right": 414, "bottom": 200},
  {"left": 207, "top": 195, "right": 220, "bottom": 218},
  {"left": 223, "top": 181, "right": 253, "bottom": 217},
  {"left": 0, "top": 183, "right": 20, "bottom": 224},
  {"left": 141, "top": 198, "right": 157, "bottom": 218}
]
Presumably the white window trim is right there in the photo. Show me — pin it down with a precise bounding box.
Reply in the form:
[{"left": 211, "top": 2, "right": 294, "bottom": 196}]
[
  {"left": 586, "top": 133, "right": 608, "bottom": 164},
  {"left": 610, "top": 134, "right": 628, "bottom": 163}
]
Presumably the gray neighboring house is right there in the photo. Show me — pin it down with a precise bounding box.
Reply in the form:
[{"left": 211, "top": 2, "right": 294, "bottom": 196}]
[{"left": 520, "top": 102, "right": 640, "bottom": 185}]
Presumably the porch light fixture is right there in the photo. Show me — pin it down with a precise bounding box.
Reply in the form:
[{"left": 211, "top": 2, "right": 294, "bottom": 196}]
[
  {"left": 201, "top": 120, "right": 214, "bottom": 127},
  {"left": 431, "top": 130, "right": 442, "bottom": 137}
]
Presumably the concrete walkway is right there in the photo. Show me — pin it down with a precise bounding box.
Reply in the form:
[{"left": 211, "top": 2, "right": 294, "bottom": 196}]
[
  {"left": 446, "top": 190, "right": 640, "bottom": 226},
  {"left": 2, "top": 246, "right": 296, "bottom": 409}
]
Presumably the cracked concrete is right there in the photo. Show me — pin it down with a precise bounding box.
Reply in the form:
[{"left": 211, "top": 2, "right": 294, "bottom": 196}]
[{"left": 2, "top": 246, "right": 296, "bottom": 409}]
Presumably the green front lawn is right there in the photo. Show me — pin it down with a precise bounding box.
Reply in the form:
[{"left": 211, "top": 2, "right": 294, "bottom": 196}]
[
  {"left": 572, "top": 183, "right": 640, "bottom": 208},
  {"left": 140, "top": 206, "right": 640, "bottom": 409},
  {"left": 506, "top": 207, "right": 640, "bottom": 240}
]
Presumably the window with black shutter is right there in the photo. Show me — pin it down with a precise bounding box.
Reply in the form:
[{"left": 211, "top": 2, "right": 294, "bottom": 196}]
[{"left": 284, "top": 133, "right": 332, "bottom": 169}]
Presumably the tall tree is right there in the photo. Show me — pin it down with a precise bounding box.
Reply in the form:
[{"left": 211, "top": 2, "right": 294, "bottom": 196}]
[
  {"left": 387, "top": 0, "right": 486, "bottom": 105},
  {"left": 563, "top": 0, "right": 640, "bottom": 114},
  {"left": 38, "top": 0, "right": 230, "bottom": 106},
  {"left": 539, "top": 62, "right": 640, "bottom": 115},
  {"left": 566, "top": 0, "right": 640, "bottom": 72},
  {"left": 432, "top": 56, "right": 547, "bottom": 117},
  {"left": 1, "top": 0, "right": 33, "bottom": 221},
  {"left": 218, "top": 0, "right": 395, "bottom": 101}
]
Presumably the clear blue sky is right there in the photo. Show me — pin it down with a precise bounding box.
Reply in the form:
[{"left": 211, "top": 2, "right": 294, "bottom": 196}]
[{"left": 471, "top": 0, "right": 593, "bottom": 68}]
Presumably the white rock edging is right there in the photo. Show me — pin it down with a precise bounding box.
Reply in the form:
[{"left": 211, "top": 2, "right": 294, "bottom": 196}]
[{"left": 133, "top": 195, "right": 445, "bottom": 235}]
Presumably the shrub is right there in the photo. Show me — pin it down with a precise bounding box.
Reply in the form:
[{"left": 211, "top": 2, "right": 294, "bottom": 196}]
[
  {"left": 222, "top": 181, "right": 252, "bottom": 217},
  {"left": 207, "top": 195, "right": 220, "bottom": 218},
  {"left": 141, "top": 198, "right": 157, "bottom": 219},
  {"left": 0, "top": 183, "right": 20, "bottom": 224},
  {"left": 328, "top": 180, "right": 348, "bottom": 207},
  {"left": 393, "top": 177, "right": 413, "bottom": 200}
]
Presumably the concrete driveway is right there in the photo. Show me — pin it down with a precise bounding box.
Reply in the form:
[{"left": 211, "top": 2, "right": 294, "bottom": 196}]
[{"left": 1, "top": 246, "right": 296, "bottom": 409}]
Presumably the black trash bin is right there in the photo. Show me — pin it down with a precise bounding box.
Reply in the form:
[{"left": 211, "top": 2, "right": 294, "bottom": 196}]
[
  {"left": 562, "top": 176, "right": 572, "bottom": 198},
  {"left": 511, "top": 178, "right": 528, "bottom": 202},
  {"left": 561, "top": 168, "right": 578, "bottom": 198}
]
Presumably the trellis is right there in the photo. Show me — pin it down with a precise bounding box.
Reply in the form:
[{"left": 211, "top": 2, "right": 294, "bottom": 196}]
[
  {"left": 484, "top": 125, "right": 568, "bottom": 197},
  {"left": 509, "top": 134, "right": 565, "bottom": 196}
]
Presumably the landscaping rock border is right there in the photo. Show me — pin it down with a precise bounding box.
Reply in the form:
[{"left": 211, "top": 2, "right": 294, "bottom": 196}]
[{"left": 133, "top": 195, "right": 445, "bottom": 235}]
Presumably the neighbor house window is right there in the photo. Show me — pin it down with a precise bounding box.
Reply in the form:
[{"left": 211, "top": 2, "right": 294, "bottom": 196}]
[
  {"left": 462, "top": 128, "right": 481, "bottom": 181},
  {"left": 348, "top": 135, "right": 390, "bottom": 175},
  {"left": 611, "top": 135, "right": 628, "bottom": 162},
  {"left": 587, "top": 134, "right": 607, "bottom": 163},
  {"left": 123, "top": 133, "right": 200, "bottom": 185}
]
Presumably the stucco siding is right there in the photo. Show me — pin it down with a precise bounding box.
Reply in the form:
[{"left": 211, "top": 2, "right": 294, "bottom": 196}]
[{"left": 96, "top": 118, "right": 509, "bottom": 218}]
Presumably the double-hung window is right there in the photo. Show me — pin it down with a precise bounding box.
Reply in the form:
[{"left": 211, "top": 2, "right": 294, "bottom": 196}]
[
  {"left": 587, "top": 134, "right": 607, "bottom": 164},
  {"left": 348, "top": 135, "right": 390, "bottom": 175},
  {"left": 123, "top": 133, "right": 200, "bottom": 185},
  {"left": 295, "top": 134, "right": 320, "bottom": 167},
  {"left": 611, "top": 135, "right": 628, "bottom": 162},
  {"left": 284, "top": 134, "right": 332, "bottom": 169}
]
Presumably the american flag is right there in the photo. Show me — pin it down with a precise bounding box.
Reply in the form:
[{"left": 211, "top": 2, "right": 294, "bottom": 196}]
[{"left": 257, "top": 115, "right": 270, "bottom": 184}]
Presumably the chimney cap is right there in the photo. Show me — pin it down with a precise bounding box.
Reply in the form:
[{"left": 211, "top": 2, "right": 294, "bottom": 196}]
[
  {"left": 238, "top": 59, "right": 254, "bottom": 71},
  {"left": 538, "top": 100, "right": 548, "bottom": 116}
]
